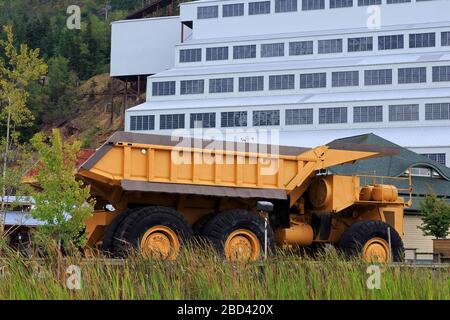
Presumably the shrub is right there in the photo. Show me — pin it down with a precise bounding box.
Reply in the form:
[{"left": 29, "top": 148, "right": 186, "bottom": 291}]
[{"left": 418, "top": 193, "right": 450, "bottom": 239}]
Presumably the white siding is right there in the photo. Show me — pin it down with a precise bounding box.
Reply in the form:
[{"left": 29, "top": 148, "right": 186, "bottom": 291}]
[
  {"left": 180, "top": 0, "right": 450, "bottom": 40},
  {"left": 110, "top": 16, "right": 180, "bottom": 77},
  {"left": 403, "top": 215, "right": 434, "bottom": 261}
]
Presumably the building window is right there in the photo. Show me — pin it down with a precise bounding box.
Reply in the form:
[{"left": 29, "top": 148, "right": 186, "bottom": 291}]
[
  {"left": 179, "top": 49, "right": 202, "bottom": 63},
  {"left": 275, "top": 0, "right": 298, "bottom": 12},
  {"left": 318, "top": 39, "right": 343, "bottom": 54},
  {"left": 130, "top": 115, "right": 155, "bottom": 131},
  {"left": 398, "top": 67, "right": 427, "bottom": 84},
  {"left": 253, "top": 110, "right": 280, "bottom": 126},
  {"left": 300, "top": 72, "right": 326, "bottom": 88},
  {"left": 378, "top": 35, "right": 404, "bottom": 50},
  {"left": 302, "top": 0, "right": 325, "bottom": 10},
  {"left": 180, "top": 80, "right": 204, "bottom": 95},
  {"left": 389, "top": 104, "right": 419, "bottom": 121},
  {"left": 319, "top": 107, "right": 347, "bottom": 124},
  {"left": 432, "top": 66, "right": 450, "bottom": 82},
  {"left": 239, "top": 76, "right": 264, "bottom": 92},
  {"left": 209, "top": 78, "right": 234, "bottom": 93},
  {"left": 422, "top": 153, "right": 446, "bottom": 166},
  {"left": 249, "top": 1, "right": 271, "bottom": 15},
  {"left": 190, "top": 113, "right": 216, "bottom": 128},
  {"left": 233, "top": 45, "right": 256, "bottom": 59},
  {"left": 152, "top": 81, "right": 176, "bottom": 96},
  {"left": 160, "top": 114, "right": 185, "bottom": 130},
  {"left": 330, "top": 0, "right": 353, "bottom": 8},
  {"left": 441, "top": 32, "right": 450, "bottom": 46},
  {"left": 358, "top": 0, "right": 381, "bottom": 5},
  {"left": 197, "top": 6, "right": 218, "bottom": 19},
  {"left": 353, "top": 106, "right": 383, "bottom": 123},
  {"left": 289, "top": 41, "right": 313, "bottom": 55},
  {"left": 286, "top": 108, "right": 313, "bottom": 125},
  {"left": 221, "top": 111, "right": 248, "bottom": 127},
  {"left": 223, "top": 3, "right": 244, "bottom": 17},
  {"left": 348, "top": 37, "right": 373, "bottom": 52},
  {"left": 425, "top": 103, "right": 450, "bottom": 120},
  {"left": 364, "top": 69, "right": 392, "bottom": 86},
  {"left": 269, "top": 74, "right": 295, "bottom": 90},
  {"left": 261, "top": 43, "right": 285, "bottom": 57},
  {"left": 332, "top": 71, "right": 359, "bottom": 87},
  {"left": 410, "top": 167, "right": 431, "bottom": 177},
  {"left": 206, "top": 47, "right": 228, "bottom": 61},
  {"left": 409, "top": 33, "right": 435, "bottom": 48},
  {"left": 387, "top": 0, "right": 411, "bottom": 3}
]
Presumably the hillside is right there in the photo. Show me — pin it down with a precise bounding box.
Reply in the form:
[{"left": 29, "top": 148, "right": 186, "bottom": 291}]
[
  {"left": 0, "top": 0, "right": 161, "bottom": 148},
  {"left": 53, "top": 73, "right": 143, "bottom": 148}
]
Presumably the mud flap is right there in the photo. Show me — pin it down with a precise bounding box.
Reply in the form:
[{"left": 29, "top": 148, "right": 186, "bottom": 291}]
[{"left": 319, "top": 213, "right": 332, "bottom": 241}]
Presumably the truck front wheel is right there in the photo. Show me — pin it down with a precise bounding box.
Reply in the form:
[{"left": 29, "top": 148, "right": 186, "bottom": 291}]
[
  {"left": 338, "top": 220, "right": 404, "bottom": 263},
  {"left": 112, "top": 206, "right": 193, "bottom": 260},
  {"left": 202, "top": 209, "right": 275, "bottom": 261}
]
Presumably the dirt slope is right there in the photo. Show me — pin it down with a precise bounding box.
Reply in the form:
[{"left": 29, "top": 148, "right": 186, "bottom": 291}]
[{"left": 54, "top": 73, "right": 143, "bottom": 148}]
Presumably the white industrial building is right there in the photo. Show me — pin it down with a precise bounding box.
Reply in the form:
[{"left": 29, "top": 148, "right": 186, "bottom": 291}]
[
  {"left": 110, "top": 0, "right": 450, "bottom": 261},
  {"left": 111, "top": 0, "right": 450, "bottom": 167}
]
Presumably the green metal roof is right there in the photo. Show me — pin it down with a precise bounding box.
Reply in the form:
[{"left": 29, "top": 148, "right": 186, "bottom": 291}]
[
  {"left": 328, "top": 133, "right": 450, "bottom": 213},
  {"left": 329, "top": 133, "right": 450, "bottom": 180}
]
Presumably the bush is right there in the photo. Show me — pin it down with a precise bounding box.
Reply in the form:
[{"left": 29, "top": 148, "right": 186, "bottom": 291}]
[{"left": 418, "top": 193, "right": 450, "bottom": 239}]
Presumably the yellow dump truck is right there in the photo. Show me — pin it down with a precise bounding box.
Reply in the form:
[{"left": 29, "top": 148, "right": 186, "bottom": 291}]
[{"left": 78, "top": 132, "right": 410, "bottom": 262}]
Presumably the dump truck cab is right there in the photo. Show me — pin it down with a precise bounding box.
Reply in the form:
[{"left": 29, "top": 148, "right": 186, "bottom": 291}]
[{"left": 78, "top": 132, "right": 410, "bottom": 262}]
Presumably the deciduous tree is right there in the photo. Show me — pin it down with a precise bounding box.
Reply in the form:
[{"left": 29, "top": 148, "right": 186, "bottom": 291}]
[
  {"left": 419, "top": 193, "right": 450, "bottom": 239},
  {"left": 30, "top": 129, "right": 95, "bottom": 248},
  {"left": 0, "top": 25, "right": 47, "bottom": 234}
]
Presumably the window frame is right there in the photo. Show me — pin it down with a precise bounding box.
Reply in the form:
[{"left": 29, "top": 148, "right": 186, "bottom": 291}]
[
  {"left": 130, "top": 115, "right": 155, "bottom": 131},
  {"left": 160, "top": 114, "right": 185, "bottom": 130},
  {"left": 253, "top": 110, "right": 281, "bottom": 126},
  {"left": 197, "top": 6, "right": 219, "bottom": 19}
]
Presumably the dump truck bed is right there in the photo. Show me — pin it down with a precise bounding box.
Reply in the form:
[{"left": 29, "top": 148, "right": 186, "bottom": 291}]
[{"left": 77, "top": 132, "right": 396, "bottom": 207}]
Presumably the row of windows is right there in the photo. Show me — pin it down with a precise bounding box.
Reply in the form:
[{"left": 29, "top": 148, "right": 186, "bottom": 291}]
[
  {"left": 179, "top": 32, "right": 450, "bottom": 62},
  {"left": 422, "top": 153, "right": 447, "bottom": 166},
  {"left": 196, "top": 0, "right": 432, "bottom": 19},
  {"left": 152, "top": 66, "right": 450, "bottom": 95},
  {"left": 129, "top": 103, "right": 450, "bottom": 131}
]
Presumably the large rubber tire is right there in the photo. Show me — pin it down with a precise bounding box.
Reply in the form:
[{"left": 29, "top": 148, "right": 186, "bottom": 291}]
[
  {"left": 191, "top": 213, "right": 219, "bottom": 247},
  {"left": 339, "top": 220, "right": 404, "bottom": 262},
  {"left": 102, "top": 208, "right": 145, "bottom": 255},
  {"left": 202, "top": 209, "right": 275, "bottom": 260},
  {"left": 112, "top": 206, "right": 193, "bottom": 258},
  {"left": 193, "top": 213, "right": 218, "bottom": 236}
]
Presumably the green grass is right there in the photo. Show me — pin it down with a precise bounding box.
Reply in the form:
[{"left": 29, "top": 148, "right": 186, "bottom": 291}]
[{"left": 0, "top": 245, "right": 449, "bottom": 300}]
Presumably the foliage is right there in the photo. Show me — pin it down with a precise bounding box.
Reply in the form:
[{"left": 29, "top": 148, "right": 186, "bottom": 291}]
[
  {"left": 28, "top": 55, "right": 79, "bottom": 127},
  {"left": 418, "top": 193, "right": 450, "bottom": 239},
  {"left": 0, "top": 0, "right": 142, "bottom": 133},
  {"left": 0, "top": 245, "right": 449, "bottom": 300},
  {"left": 30, "top": 129, "right": 95, "bottom": 247},
  {"left": 0, "top": 24, "right": 47, "bottom": 233},
  {"left": 0, "top": 25, "right": 47, "bottom": 128}
]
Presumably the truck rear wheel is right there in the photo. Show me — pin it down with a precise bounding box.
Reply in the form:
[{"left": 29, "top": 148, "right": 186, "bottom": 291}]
[
  {"left": 102, "top": 208, "right": 144, "bottom": 255},
  {"left": 192, "top": 213, "right": 218, "bottom": 236},
  {"left": 112, "top": 206, "right": 192, "bottom": 260},
  {"left": 202, "top": 209, "right": 275, "bottom": 261},
  {"left": 192, "top": 212, "right": 218, "bottom": 246},
  {"left": 339, "top": 220, "right": 404, "bottom": 263}
]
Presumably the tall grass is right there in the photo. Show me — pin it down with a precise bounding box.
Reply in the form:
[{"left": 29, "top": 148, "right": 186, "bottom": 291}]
[{"left": 0, "top": 242, "right": 448, "bottom": 300}]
